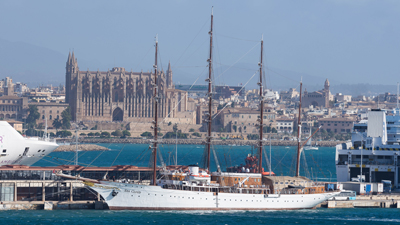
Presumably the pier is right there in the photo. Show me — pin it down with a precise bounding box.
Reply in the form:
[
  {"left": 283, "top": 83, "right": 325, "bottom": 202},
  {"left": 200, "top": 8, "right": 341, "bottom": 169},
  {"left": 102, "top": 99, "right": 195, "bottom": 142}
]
[
  {"left": 321, "top": 195, "right": 400, "bottom": 208},
  {"left": 0, "top": 165, "right": 154, "bottom": 210}
]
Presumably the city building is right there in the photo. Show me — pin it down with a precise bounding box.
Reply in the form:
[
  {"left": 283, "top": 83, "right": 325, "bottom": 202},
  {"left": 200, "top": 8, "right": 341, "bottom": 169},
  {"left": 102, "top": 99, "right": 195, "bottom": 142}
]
[
  {"left": 335, "top": 93, "right": 352, "bottom": 102},
  {"left": 0, "top": 95, "right": 28, "bottom": 121},
  {"left": 275, "top": 117, "right": 294, "bottom": 133},
  {"left": 29, "top": 102, "right": 69, "bottom": 127},
  {"left": 219, "top": 107, "right": 276, "bottom": 134},
  {"left": 0, "top": 77, "right": 14, "bottom": 96},
  {"left": 14, "top": 82, "right": 29, "bottom": 96},
  {"left": 280, "top": 88, "right": 299, "bottom": 101},
  {"left": 175, "top": 84, "right": 245, "bottom": 99},
  {"left": 302, "top": 79, "right": 332, "bottom": 108},
  {"left": 164, "top": 111, "right": 196, "bottom": 125},
  {"left": 318, "top": 117, "right": 356, "bottom": 134}
]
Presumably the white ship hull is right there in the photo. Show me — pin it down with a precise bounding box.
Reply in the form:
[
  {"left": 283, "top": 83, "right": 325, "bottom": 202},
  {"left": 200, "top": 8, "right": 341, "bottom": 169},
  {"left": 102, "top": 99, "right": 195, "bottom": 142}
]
[
  {"left": 0, "top": 121, "right": 58, "bottom": 166},
  {"left": 90, "top": 182, "right": 338, "bottom": 210}
]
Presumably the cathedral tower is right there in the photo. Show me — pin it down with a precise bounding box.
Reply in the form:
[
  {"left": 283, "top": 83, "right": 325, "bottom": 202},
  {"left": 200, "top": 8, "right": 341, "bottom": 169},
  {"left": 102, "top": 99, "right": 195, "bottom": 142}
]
[
  {"left": 65, "top": 51, "right": 79, "bottom": 103},
  {"left": 324, "top": 79, "right": 330, "bottom": 108},
  {"left": 166, "top": 61, "right": 173, "bottom": 89}
]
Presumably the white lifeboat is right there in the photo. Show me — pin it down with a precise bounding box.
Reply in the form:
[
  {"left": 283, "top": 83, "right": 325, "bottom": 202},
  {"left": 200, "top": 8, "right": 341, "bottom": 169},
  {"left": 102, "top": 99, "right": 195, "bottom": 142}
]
[{"left": 187, "top": 165, "right": 210, "bottom": 183}]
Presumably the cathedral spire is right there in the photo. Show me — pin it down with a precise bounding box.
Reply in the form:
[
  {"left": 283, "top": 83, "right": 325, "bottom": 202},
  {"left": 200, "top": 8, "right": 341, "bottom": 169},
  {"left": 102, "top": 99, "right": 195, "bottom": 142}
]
[
  {"left": 72, "top": 51, "right": 76, "bottom": 63},
  {"left": 67, "top": 52, "right": 71, "bottom": 64},
  {"left": 166, "top": 60, "right": 173, "bottom": 89},
  {"left": 167, "top": 60, "right": 172, "bottom": 72}
]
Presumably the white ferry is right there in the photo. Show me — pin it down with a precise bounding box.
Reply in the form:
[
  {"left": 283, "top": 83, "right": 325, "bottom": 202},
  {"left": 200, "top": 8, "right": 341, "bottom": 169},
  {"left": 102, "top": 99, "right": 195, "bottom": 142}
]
[
  {"left": 336, "top": 108, "right": 400, "bottom": 189},
  {"left": 0, "top": 121, "right": 59, "bottom": 166}
]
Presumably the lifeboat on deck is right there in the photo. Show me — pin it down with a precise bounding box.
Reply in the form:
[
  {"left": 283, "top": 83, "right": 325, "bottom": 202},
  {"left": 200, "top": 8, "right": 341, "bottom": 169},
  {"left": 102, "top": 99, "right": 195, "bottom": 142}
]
[{"left": 186, "top": 165, "right": 211, "bottom": 183}]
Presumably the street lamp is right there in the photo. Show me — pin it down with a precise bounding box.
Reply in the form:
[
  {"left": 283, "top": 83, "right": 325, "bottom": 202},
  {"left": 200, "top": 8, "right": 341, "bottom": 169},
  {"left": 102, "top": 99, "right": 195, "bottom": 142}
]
[{"left": 355, "top": 131, "right": 364, "bottom": 183}]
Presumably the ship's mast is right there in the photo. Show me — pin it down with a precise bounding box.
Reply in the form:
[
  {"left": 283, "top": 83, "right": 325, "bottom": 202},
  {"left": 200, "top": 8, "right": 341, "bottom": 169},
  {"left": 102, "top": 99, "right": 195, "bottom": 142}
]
[
  {"left": 206, "top": 7, "right": 213, "bottom": 172},
  {"left": 397, "top": 82, "right": 399, "bottom": 110},
  {"left": 258, "top": 37, "right": 264, "bottom": 174},
  {"left": 296, "top": 82, "right": 303, "bottom": 177},
  {"left": 152, "top": 36, "right": 159, "bottom": 186}
]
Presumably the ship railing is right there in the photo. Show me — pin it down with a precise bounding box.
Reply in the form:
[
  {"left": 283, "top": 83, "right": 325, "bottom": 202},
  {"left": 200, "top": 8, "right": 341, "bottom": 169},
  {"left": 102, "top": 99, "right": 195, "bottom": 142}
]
[
  {"left": 163, "top": 182, "right": 271, "bottom": 194},
  {"left": 25, "top": 136, "right": 57, "bottom": 143}
]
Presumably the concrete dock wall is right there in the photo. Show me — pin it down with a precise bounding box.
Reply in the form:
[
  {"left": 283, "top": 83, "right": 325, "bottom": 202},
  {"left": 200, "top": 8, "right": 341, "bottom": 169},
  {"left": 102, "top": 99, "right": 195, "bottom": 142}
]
[{"left": 322, "top": 195, "right": 400, "bottom": 208}]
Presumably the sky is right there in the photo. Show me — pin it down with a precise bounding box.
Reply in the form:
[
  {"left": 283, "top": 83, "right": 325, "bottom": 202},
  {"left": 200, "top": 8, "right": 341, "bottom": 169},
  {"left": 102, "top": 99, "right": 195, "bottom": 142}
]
[{"left": 0, "top": 0, "right": 400, "bottom": 90}]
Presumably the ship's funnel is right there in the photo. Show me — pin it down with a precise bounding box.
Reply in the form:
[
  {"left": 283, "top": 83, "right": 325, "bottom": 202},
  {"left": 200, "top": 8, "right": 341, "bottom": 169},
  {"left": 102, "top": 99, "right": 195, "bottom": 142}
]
[
  {"left": 188, "top": 165, "right": 199, "bottom": 175},
  {"left": 367, "top": 110, "right": 387, "bottom": 145}
]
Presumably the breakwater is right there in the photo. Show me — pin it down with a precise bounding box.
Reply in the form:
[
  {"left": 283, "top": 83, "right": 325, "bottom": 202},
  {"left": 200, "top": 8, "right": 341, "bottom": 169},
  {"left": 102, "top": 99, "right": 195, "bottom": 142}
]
[
  {"left": 72, "top": 138, "right": 342, "bottom": 147},
  {"left": 54, "top": 144, "right": 109, "bottom": 152}
]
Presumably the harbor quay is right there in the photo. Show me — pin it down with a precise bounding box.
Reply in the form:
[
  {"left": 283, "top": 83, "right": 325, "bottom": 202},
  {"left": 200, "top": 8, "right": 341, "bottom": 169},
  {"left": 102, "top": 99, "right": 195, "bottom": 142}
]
[
  {"left": 0, "top": 165, "right": 154, "bottom": 210},
  {"left": 321, "top": 194, "right": 400, "bottom": 208}
]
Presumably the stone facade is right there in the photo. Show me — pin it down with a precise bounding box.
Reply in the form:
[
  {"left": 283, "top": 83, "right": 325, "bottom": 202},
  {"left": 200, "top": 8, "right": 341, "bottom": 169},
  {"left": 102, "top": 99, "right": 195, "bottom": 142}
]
[
  {"left": 220, "top": 107, "right": 277, "bottom": 134},
  {"left": 302, "top": 79, "right": 332, "bottom": 108},
  {"left": 29, "top": 102, "right": 69, "bottom": 127},
  {"left": 318, "top": 117, "right": 355, "bottom": 134},
  {"left": 0, "top": 96, "right": 28, "bottom": 120},
  {"left": 65, "top": 52, "right": 186, "bottom": 123},
  {"left": 275, "top": 117, "right": 294, "bottom": 133},
  {"left": 0, "top": 77, "right": 14, "bottom": 96}
]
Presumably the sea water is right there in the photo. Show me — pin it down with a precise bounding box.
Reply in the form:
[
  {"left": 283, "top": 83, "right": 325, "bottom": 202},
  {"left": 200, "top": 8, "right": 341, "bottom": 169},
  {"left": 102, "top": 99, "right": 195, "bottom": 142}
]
[
  {"left": 0, "top": 208, "right": 399, "bottom": 224},
  {"left": 24, "top": 144, "right": 400, "bottom": 224},
  {"left": 34, "top": 144, "right": 336, "bottom": 181}
]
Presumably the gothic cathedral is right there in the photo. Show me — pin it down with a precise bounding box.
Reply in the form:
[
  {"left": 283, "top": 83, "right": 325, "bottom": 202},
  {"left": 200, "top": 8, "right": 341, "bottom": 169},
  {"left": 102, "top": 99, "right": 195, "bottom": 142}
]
[{"left": 65, "top": 52, "right": 187, "bottom": 123}]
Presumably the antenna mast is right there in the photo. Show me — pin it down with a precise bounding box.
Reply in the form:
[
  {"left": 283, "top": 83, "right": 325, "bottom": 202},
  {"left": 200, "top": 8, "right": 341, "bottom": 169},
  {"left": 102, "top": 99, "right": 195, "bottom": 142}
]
[
  {"left": 258, "top": 36, "right": 264, "bottom": 174},
  {"left": 296, "top": 81, "right": 303, "bottom": 177},
  {"left": 152, "top": 35, "right": 159, "bottom": 186},
  {"left": 397, "top": 82, "right": 399, "bottom": 109},
  {"left": 206, "top": 7, "right": 213, "bottom": 172}
]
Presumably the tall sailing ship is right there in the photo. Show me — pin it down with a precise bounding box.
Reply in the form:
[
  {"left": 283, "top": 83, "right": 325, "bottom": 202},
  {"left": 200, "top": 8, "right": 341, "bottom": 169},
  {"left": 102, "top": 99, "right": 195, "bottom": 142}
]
[{"left": 85, "top": 9, "right": 338, "bottom": 210}]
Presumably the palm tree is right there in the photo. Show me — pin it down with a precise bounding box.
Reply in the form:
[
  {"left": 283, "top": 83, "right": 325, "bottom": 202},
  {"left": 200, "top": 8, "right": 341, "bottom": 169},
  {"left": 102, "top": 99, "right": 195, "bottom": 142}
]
[{"left": 52, "top": 118, "right": 62, "bottom": 132}]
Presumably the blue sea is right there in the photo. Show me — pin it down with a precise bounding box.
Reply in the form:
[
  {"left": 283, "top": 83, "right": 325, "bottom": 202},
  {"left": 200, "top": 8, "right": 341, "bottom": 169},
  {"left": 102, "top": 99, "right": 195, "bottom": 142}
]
[
  {"left": 1, "top": 144, "right": 393, "bottom": 224},
  {"left": 1, "top": 208, "right": 400, "bottom": 224},
  {"left": 34, "top": 144, "right": 336, "bottom": 181}
]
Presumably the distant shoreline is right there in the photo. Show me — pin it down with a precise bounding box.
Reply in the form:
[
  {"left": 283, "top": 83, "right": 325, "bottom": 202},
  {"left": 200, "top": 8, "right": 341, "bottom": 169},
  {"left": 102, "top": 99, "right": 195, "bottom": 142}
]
[{"left": 57, "top": 138, "right": 342, "bottom": 148}]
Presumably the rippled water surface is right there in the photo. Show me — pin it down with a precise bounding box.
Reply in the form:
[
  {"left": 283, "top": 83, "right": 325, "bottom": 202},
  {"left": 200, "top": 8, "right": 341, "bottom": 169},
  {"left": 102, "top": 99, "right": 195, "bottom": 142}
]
[
  {"left": 34, "top": 144, "right": 336, "bottom": 181},
  {"left": 1, "top": 208, "right": 400, "bottom": 225},
  {"left": 15, "top": 144, "right": 400, "bottom": 224}
]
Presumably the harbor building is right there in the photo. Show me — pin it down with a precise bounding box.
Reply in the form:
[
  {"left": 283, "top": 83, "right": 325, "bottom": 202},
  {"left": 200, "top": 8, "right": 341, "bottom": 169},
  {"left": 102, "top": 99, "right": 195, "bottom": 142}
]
[
  {"left": 0, "top": 165, "right": 154, "bottom": 203},
  {"left": 336, "top": 109, "right": 400, "bottom": 189}
]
